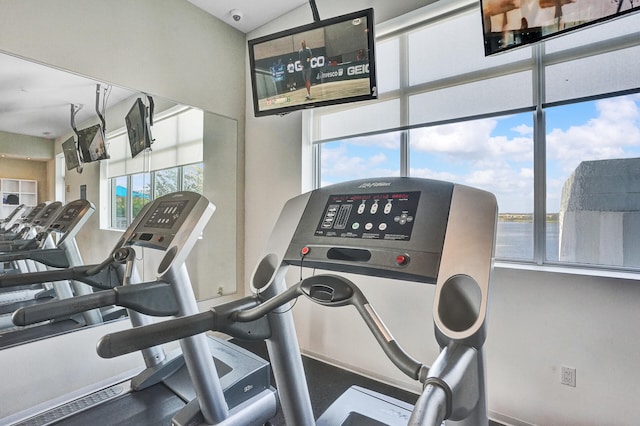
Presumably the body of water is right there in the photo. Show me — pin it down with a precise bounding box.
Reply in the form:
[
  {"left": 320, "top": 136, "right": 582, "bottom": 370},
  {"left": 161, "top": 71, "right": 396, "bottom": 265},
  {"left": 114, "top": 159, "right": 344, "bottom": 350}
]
[{"left": 495, "top": 221, "right": 559, "bottom": 261}]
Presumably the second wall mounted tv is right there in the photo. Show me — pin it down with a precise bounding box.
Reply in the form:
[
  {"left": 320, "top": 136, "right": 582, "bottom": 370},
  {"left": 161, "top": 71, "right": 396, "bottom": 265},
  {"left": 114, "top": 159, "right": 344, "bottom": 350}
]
[
  {"left": 62, "top": 136, "right": 80, "bottom": 170},
  {"left": 482, "top": 0, "right": 640, "bottom": 55},
  {"left": 248, "top": 8, "right": 377, "bottom": 117},
  {"left": 125, "top": 98, "right": 153, "bottom": 159},
  {"left": 77, "top": 124, "right": 109, "bottom": 163}
]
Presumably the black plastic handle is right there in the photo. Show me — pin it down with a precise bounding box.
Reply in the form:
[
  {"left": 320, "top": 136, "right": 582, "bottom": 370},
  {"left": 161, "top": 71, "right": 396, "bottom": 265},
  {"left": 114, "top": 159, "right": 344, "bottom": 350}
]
[
  {"left": 13, "top": 291, "right": 116, "bottom": 326},
  {"left": 97, "top": 310, "right": 215, "bottom": 358}
]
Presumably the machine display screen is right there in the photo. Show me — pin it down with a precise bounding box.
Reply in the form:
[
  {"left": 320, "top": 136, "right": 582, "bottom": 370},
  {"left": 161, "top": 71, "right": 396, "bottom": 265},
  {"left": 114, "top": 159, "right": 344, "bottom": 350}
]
[
  {"left": 59, "top": 207, "right": 80, "bottom": 223},
  {"left": 144, "top": 200, "right": 189, "bottom": 229},
  {"left": 315, "top": 191, "right": 420, "bottom": 240}
]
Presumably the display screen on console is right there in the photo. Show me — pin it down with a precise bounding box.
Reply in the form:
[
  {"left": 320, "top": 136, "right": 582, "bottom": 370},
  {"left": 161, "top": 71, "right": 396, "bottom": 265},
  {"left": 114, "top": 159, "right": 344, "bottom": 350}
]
[
  {"left": 315, "top": 191, "right": 421, "bottom": 240},
  {"left": 144, "top": 200, "right": 188, "bottom": 229}
]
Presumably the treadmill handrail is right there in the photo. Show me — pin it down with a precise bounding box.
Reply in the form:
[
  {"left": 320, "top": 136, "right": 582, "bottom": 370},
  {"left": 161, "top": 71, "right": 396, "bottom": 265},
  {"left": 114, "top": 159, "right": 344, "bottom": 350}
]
[
  {"left": 0, "top": 247, "right": 70, "bottom": 269},
  {"left": 97, "top": 274, "right": 428, "bottom": 382},
  {"left": 0, "top": 261, "right": 121, "bottom": 290},
  {"left": 12, "top": 280, "right": 180, "bottom": 326}
]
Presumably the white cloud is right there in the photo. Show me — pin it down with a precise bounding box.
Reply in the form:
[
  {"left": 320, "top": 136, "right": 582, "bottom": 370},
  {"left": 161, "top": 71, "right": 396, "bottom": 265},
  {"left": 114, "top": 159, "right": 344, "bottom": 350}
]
[
  {"left": 321, "top": 144, "right": 398, "bottom": 183},
  {"left": 320, "top": 96, "right": 639, "bottom": 213},
  {"left": 513, "top": 124, "right": 533, "bottom": 136},
  {"left": 411, "top": 119, "right": 495, "bottom": 157},
  {"left": 411, "top": 118, "right": 533, "bottom": 164},
  {"left": 547, "top": 96, "right": 640, "bottom": 174}
]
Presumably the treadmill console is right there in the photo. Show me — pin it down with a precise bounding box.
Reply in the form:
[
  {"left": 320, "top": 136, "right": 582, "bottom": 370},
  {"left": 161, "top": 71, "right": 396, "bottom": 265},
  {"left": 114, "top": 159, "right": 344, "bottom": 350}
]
[
  {"left": 50, "top": 202, "right": 84, "bottom": 232},
  {"left": 122, "top": 192, "right": 214, "bottom": 276},
  {"left": 123, "top": 191, "right": 215, "bottom": 275},
  {"left": 315, "top": 191, "right": 420, "bottom": 241},
  {"left": 284, "top": 178, "right": 454, "bottom": 283},
  {"left": 32, "top": 201, "right": 62, "bottom": 227},
  {"left": 48, "top": 200, "right": 95, "bottom": 246},
  {"left": 127, "top": 199, "right": 190, "bottom": 250},
  {"left": 21, "top": 203, "right": 47, "bottom": 223}
]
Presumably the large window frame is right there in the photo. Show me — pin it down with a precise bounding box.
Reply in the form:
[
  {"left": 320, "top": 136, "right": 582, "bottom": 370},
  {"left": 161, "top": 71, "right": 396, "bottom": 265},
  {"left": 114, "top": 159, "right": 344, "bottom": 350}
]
[
  {"left": 310, "top": 0, "right": 640, "bottom": 274},
  {"left": 102, "top": 106, "right": 204, "bottom": 230},
  {"left": 109, "top": 163, "right": 203, "bottom": 230}
]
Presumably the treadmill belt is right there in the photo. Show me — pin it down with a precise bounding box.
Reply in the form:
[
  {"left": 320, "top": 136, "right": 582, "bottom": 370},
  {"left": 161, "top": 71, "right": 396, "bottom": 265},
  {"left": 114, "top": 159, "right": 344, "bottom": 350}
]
[{"left": 56, "top": 382, "right": 185, "bottom": 426}]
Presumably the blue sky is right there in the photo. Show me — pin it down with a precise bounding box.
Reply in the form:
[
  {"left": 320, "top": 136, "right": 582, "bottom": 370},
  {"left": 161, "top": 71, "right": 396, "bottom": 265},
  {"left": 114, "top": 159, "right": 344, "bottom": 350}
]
[{"left": 321, "top": 94, "right": 640, "bottom": 213}]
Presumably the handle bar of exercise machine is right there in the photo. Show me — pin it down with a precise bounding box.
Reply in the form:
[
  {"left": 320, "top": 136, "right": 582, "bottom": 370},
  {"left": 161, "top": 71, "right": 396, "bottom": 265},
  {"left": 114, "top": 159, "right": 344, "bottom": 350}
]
[
  {"left": 97, "top": 274, "right": 429, "bottom": 383},
  {"left": 10, "top": 247, "right": 182, "bottom": 325},
  {"left": 12, "top": 281, "right": 180, "bottom": 326},
  {"left": 0, "top": 247, "right": 70, "bottom": 269},
  {"left": 0, "top": 247, "right": 130, "bottom": 291}
]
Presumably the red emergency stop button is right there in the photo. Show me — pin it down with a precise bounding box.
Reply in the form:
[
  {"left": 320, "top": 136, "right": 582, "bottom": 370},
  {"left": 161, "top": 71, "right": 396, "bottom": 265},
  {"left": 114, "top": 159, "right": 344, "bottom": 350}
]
[
  {"left": 301, "top": 246, "right": 310, "bottom": 256},
  {"left": 395, "top": 254, "right": 409, "bottom": 266}
]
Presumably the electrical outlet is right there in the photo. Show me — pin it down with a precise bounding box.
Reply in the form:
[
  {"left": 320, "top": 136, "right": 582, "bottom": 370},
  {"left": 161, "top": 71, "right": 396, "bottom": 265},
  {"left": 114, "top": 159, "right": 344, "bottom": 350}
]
[{"left": 561, "top": 366, "right": 576, "bottom": 387}]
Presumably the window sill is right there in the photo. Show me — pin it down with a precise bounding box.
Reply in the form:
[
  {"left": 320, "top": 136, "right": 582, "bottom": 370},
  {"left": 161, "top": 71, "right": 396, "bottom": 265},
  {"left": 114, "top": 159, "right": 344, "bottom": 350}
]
[{"left": 495, "top": 260, "right": 640, "bottom": 281}]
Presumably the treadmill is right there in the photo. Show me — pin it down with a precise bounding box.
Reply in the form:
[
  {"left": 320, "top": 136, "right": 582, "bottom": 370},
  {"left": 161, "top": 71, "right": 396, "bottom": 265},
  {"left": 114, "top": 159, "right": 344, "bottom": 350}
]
[
  {"left": 0, "top": 200, "right": 101, "bottom": 338},
  {"left": 97, "top": 177, "right": 497, "bottom": 426},
  {"left": 0, "top": 204, "right": 28, "bottom": 233},
  {"left": 0, "top": 202, "right": 49, "bottom": 242},
  {"left": 3, "top": 191, "right": 277, "bottom": 426}
]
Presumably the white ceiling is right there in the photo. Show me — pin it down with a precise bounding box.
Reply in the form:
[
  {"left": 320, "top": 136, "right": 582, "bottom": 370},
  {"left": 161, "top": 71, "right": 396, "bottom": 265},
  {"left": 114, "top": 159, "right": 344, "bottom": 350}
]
[
  {"left": 0, "top": 1, "right": 312, "bottom": 150},
  {"left": 187, "top": 0, "right": 310, "bottom": 33},
  {"left": 0, "top": 54, "right": 135, "bottom": 141}
]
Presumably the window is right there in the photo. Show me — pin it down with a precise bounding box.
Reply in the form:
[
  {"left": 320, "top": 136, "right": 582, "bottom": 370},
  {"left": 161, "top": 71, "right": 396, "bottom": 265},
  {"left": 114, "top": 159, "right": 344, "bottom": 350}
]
[
  {"left": 546, "top": 95, "right": 640, "bottom": 268},
  {"left": 320, "top": 132, "right": 402, "bottom": 186},
  {"left": 312, "top": 1, "right": 640, "bottom": 271},
  {"left": 108, "top": 164, "right": 203, "bottom": 230},
  {"left": 111, "top": 176, "right": 128, "bottom": 230},
  {"left": 104, "top": 107, "right": 204, "bottom": 229},
  {"left": 154, "top": 167, "right": 179, "bottom": 198},
  {"left": 410, "top": 113, "right": 534, "bottom": 261}
]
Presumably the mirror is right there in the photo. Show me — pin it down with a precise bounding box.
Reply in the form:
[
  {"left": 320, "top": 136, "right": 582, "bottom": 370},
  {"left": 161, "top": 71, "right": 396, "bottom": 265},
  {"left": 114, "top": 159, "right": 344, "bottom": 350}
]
[{"left": 0, "top": 51, "right": 239, "bottom": 348}]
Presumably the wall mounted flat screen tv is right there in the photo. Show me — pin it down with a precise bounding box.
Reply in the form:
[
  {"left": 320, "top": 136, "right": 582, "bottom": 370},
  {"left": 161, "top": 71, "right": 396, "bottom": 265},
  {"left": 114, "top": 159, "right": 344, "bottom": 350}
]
[
  {"left": 482, "top": 0, "right": 640, "bottom": 55},
  {"left": 62, "top": 136, "right": 80, "bottom": 170},
  {"left": 77, "top": 124, "right": 109, "bottom": 163},
  {"left": 125, "top": 98, "right": 152, "bottom": 159},
  {"left": 248, "top": 8, "right": 377, "bottom": 117}
]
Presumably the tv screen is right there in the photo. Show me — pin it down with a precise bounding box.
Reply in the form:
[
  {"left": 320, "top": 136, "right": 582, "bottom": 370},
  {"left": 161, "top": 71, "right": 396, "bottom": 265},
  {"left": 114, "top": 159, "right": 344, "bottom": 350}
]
[
  {"left": 77, "top": 124, "right": 109, "bottom": 163},
  {"left": 125, "top": 98, "right": 153, "bottom": 159},
  {"left": 482, "top": 0, "right": 640, "bottom": 55},
  {"left": 248, "top": 8, "right": 377, "bottom": 117},
  {"left": 62, "top": 136, "right": 80, "bottom": 170}
]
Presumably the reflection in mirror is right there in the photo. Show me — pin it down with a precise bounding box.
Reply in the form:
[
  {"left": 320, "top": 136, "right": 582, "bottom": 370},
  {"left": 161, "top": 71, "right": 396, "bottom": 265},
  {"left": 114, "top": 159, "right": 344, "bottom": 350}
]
[{"left": 0, "top": 51, "right": 239, "bottom": 349}]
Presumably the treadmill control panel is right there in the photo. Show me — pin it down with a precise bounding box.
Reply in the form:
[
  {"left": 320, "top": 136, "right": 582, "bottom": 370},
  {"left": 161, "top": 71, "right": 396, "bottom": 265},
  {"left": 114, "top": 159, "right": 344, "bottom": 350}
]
[
  {"left": 122, "top": 192, "right": 213, "bottom": 275},
  {"left": 48, "top": 200, "right": 90, "bottom": 233},
  {"left": 315, "top": 191, "right": 420, "bottom": 241},
  {"left": 143, "top": 200, "right": 189, "bottom": 229},
  {"left": 125, "top": 193, "right": 211, "bottom": 255},
  {"left": 283, "top": 178, "right": 457, "bottom": 283},
  {"left": 33, "top": 203, "right": 61, "bottom": 226},
  {"left": 22, "top": 203, "right": 46, "bottom": 222},
  {"left": 51, "top": 206, "right": 80, "bottom": 231},
  {"left": 127, "top": 199, "right": 191, "bottom": 250}
]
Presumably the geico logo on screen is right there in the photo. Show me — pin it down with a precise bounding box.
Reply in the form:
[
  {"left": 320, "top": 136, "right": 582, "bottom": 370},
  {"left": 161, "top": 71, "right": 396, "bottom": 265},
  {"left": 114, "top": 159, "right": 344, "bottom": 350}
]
[
  {"left": 284, "top": 57, "right": 370, "bottom": 76},
  {"left": 347, "top": 64, "right": 369, "bottom": 76},
  {"left": 287, "top": 56, "right": 327, "bottom": 72}
]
